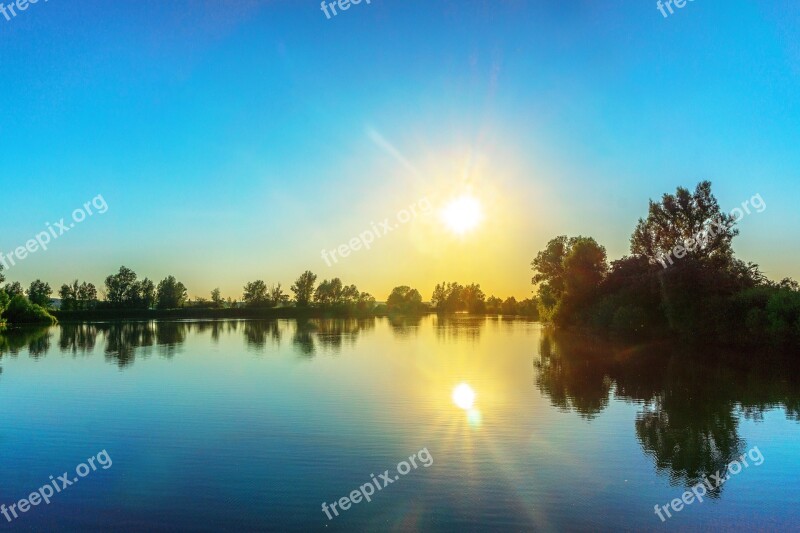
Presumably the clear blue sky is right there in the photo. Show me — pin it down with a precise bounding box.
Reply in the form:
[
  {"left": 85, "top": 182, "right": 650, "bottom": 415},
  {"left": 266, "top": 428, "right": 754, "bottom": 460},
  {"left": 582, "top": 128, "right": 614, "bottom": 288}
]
[{"left": 1, "top": 0, "right": 798, "bottom": 299}]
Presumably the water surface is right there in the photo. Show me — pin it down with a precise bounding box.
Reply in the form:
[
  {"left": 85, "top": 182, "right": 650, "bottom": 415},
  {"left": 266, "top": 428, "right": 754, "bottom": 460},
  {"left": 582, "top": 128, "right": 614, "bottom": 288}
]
[{"left": 1, "top": 317, "right": 798, "bottom": 531}]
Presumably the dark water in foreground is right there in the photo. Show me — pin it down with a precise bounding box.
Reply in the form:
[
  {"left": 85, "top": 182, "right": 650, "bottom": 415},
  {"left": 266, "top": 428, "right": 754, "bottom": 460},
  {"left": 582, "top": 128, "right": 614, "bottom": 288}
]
[{"left": 0, "top": 317, "right": 798, "bottom": 532}]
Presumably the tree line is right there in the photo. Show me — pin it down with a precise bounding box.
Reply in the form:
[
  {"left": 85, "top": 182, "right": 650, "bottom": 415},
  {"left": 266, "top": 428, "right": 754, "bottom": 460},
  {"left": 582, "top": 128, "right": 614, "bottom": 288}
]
[{"left": 0, "top": 266, "right": 537, "bottom": 325}]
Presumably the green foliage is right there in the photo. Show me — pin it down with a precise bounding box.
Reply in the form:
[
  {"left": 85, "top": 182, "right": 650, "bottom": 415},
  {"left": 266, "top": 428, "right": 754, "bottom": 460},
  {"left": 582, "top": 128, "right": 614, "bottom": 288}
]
[
  {"left": 485, "top": 296, "right": 503, "bottom": 314},
  {"left": 631, "top": 181, "right": 737, "bottom": 267},
  {"left": 140, "top": 278, "right": 156, "bottom": 309},
  {"left": 291, "top": 271, "right": 317, "bottom": 307},
  {"left": 531, "top": 236, "right": 608, "bottom": 325},
  {"left": 530, "top": 181, "right": 799, "bottom": 346},
  {"left": 3, "top": 295, "right": 57, "bottom": 325},
  {"left": 430, "top": 283, "right": 483, "bottom": 313},
  {"left": 386, "top": 286, "right": 425, "bottom": 314},
  {"left": 517, "top": 298, "right": 539, "bottom": 318},
  {"left": 4, "top": 281, "right": 23, "bottom": 298},
  {"left": 27, "top": 279, "right": 53, "bottom": 307},
  {"left": 0, "top": 289, "right": 9, "bottom": 317},
  {"left": 765, "top": 289, "right": 800, "bottom": 339},
  {"left": 104, "top": 266, "right": 153, "bottom": 309},
  {"left": 59, "top": 280, "right": 98, "bottom": 311},
  {"left": 243, "top": 280, "right": 269, "bottom": 307},
  {"left": 210, "top": 288, "right": 224, "bottom": 308},
  {"left": 156, "top": 276, "right": 188, "bottom": 309}
]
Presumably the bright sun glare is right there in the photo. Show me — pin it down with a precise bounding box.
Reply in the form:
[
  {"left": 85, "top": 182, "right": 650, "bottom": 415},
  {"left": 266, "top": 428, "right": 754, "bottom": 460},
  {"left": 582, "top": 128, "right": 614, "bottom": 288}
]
[
  {"left": 441, "top": 195, "right": 483, "bottom": 235},
  {"left": 452, "top": 383, "right": 476, "bottom": 410}
]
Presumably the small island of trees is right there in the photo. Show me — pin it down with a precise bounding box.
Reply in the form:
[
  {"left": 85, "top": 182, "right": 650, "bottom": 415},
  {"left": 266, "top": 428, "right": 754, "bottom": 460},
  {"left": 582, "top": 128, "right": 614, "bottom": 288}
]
[{"left": 530, "top": 181, "right": 800, "bottom": 346}]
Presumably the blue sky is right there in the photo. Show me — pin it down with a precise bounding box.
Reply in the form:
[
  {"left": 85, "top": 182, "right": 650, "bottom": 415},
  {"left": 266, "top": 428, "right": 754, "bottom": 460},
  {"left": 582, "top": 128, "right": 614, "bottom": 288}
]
[{"left": 1, "top": 0, "right": 798, "bottom": 299}]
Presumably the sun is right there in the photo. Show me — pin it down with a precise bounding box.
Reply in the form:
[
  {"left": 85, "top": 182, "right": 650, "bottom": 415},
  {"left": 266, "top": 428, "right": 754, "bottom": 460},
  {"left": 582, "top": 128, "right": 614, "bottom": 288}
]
[
  {"left": 441, "top": 195, "right": 484, "bottom": 235},
  {"left": 452, "top": 383, "right": 476, "bottom": 410}
]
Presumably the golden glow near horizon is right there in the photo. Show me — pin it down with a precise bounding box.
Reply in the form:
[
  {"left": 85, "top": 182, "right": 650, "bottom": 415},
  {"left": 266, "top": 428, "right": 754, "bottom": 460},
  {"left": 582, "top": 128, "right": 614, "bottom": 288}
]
[
  {"left": 452, "top": 382, "right": 476, "bottom": 410},
  {"left": 440, "top": 195, "right": 484, "bottom": 235}
]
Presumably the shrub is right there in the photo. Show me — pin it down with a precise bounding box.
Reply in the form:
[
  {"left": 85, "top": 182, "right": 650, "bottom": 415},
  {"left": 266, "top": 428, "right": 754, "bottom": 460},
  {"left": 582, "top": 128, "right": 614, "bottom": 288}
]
[{"left": 2, "top": 296, "right": 57, "bottom": 325}]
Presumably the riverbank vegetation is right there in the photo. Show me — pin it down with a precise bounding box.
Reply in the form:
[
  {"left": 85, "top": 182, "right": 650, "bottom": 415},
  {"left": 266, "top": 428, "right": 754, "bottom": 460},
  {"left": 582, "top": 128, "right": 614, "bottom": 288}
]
[{"left": 531, "top": 181, "right": 800, "bottom": 346}]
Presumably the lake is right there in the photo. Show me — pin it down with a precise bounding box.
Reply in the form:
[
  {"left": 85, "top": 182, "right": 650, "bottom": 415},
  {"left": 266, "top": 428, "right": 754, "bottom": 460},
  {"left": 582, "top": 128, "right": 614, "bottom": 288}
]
[{"left": 1, "top": 317, "right": 798, "bottom": 531}]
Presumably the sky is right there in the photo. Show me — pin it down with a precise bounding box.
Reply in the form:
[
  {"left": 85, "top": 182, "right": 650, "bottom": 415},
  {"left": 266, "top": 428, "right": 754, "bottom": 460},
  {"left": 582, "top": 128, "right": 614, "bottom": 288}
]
[{"left": 1, "top": 0, "right": 798, "bottom": 301}]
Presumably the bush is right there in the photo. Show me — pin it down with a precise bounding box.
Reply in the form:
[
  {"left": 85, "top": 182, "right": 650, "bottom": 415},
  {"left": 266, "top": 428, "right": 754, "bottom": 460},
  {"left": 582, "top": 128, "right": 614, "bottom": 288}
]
[
  {"left": 2, "top": 296, "right": 57, "bottom": 325},
  {"left": 766, "top": 289, "right": 800, "bottom": 339},
  {"left": 610, "top": 304, "right": 647, "bottom": 339}
]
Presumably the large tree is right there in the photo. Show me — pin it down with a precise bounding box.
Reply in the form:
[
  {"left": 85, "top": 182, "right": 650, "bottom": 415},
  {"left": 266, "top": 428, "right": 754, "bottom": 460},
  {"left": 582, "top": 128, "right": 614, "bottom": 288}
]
[
  {"left": 105, "top": 266, "right": 140, "bottom": 307},
  {"left": 386, "top": 286, "right": 424, "bottom": 314},
  {"left": 156, "top": 276, "right": 188, "bottom": 309},
  {"left": 531, "top": 236, "right": 608, "bottom": 324},
  {"left": 77, "top": 282, "right": 98, "bottom": 309},
  {"left": 59, "top": 280, "right": 97, "bottom": 311},
  {"left": 27, "top": 279, "right": 53, "bottom": 307},
  {"left": 291, "top": 271, "right": 317, "bottom": 307},
  {"left": 4, "top": 281, "right": 23, "bottom": 298},
  {"left": 243, "top": 280, "right": 269, "bottom": 307},
  {"left": 314, "top": 278, "right": 344, "bottom": 305},
  {"left": 631, "top": 181, "right": 737, "bottom": 268},
  {"left": 431, "top": 282, "right": 465, "bottom": 313}
]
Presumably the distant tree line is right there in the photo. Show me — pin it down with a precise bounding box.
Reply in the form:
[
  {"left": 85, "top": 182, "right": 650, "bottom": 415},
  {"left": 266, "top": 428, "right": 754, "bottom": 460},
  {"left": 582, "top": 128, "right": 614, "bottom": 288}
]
[
  {"left": 427, "top": 282, "right": 538, "bottom": 317},
  {"left": 0, "top": 263, "right": 537, "bottom": 325},
  {"left": 531, "top": 181, "right": 800, "bottom": 346}
]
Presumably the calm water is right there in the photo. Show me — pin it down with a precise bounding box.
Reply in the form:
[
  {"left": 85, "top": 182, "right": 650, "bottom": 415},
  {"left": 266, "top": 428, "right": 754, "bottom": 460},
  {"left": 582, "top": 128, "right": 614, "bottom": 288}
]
[{"left": 1, "top": 317, "right": 798, "bottom": 532}]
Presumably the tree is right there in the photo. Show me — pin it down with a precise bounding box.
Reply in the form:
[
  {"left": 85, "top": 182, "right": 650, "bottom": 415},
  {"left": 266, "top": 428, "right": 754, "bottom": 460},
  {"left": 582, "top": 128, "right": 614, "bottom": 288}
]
[
  {"left": 531, "top": 236, "right": 608, "bottom": 324},
  {"left": 268, "top": 284, "right": 289, "bottom": 307},
  {"left": 57, "top": 280, "right": 97, "bottom": 311},
  {"left": 631, "top": 181, "right": 737, "bottom": 268},
  {"left": 0, "top": 266, "right": 7, "bottom": 317},
  {"left": 355, "top": 291, "right": 376, "bottom": 313},
  {"left": 431, "top": 282, "right": 465, "bottom": 313},
  {"left": 156, "top": 276, "right": 188, "bottom": 309},
  {"left": 4, "top": 281, "right": 23, "bottom": 298},
  {"left": 105, "top": 266, "right": 141, "bottom": 307},
  {"left": 77, "top": 282, "right": 98, "bottom": 309},
  {"left": 59, "top": 283, "right": 78, "bottom": 311},
  {"left": 0, "top": 288, "right": 8, "bottom": 318},
  {"left": 386, "top": 286, "right": 424, "bottom": 314},
  {"left": 243, "top": 280, "right": 269, "bottom": 307},
  {"left": 485, "top": 296, "right": 503, "bottom": 314},
  {"left": 462, "top": 283, "right": 486, "bottom": 313},
  {"left": 139, "top": 278, "right": 156, "bottom": 309},
  {"left": 27, "top": 279, "right": 53, "bottom": 307},
  {"left": 211, "top": 288, "right": 224, "bottom": 308},
  {"left": 501, "top": 297, "right": 518, "bottom": 315},
  {"left": 291, "top": 271, "right": 317, "bottom": 307},
  {"left": 314, "top": 278, "right": 344, "bottom": 306}
]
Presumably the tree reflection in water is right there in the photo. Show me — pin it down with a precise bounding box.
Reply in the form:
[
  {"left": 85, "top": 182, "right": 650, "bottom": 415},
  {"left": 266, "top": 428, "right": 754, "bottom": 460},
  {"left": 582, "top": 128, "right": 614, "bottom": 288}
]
[{"left": 534, "top": 329, "right": 800, "bottom": 497}]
